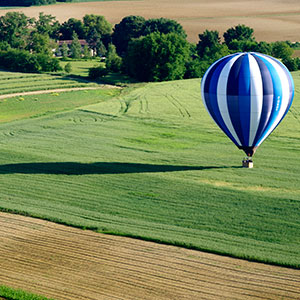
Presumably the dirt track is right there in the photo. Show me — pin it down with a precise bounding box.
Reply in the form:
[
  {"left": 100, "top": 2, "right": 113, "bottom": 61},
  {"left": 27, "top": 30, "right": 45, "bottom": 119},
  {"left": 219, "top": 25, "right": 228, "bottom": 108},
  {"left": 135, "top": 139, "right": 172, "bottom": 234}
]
[
  {"left": 1, "top": 0, "right": 300, "bottom": 42},
  {"left": 0, "top": 212, "right": 299, "bottom": 300}
]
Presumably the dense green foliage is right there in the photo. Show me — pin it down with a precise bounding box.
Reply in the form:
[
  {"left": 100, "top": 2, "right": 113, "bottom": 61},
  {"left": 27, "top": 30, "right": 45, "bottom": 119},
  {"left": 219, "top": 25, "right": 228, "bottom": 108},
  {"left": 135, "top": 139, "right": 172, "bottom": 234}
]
[
  {"left": 0, "top": 9, "right": 299, "bottom": 78},
  {"left": 0, "top": 49, "right": 61, "bottom": 73},
  {"left": 0, "top": 285, "right": 55, "bottom": 300},
  {"left": 105, "top": 44, "right": 122, "bottom": 73},
  {"left": 112, "top": 15, "right": 146, "bottom": 56},
  {"left": 124, "top": 32, "right": 190, "bottom": 81},
  {"left": 0, "top": 72, "right": 299, "bottom": 268},
  {"left": 0, "top": 0, "right": 55, "bottom": 6}
]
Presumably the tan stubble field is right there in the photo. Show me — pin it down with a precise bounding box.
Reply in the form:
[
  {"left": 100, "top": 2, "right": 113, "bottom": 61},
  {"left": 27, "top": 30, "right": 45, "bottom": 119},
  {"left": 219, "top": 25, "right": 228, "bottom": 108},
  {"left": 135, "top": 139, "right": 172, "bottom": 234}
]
[
  {"left": 1, "top": 0, "right": 300, "bottom": 42},
  {"left": 1, "top": 212, "right": 300, "bottom": 300}
]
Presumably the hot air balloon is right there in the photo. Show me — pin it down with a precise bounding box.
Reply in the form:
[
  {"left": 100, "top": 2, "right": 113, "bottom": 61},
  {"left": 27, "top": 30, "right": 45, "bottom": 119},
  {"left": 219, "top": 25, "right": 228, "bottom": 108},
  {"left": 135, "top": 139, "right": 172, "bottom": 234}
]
[{"left": 201, "top": 52, "right": 294, "bottom": 167}]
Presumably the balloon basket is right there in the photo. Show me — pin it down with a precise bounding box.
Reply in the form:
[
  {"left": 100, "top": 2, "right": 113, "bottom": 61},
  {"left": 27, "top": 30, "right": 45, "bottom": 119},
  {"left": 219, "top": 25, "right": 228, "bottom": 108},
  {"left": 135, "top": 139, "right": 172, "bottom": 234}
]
[{"left": 242, "top": 158, "right": 253, "bottom": 168}]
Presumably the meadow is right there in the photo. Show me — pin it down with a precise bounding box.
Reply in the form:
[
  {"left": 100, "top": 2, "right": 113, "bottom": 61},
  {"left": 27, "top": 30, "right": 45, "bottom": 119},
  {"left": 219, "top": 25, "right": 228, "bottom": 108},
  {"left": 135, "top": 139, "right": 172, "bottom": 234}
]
[
  {"left": 0, "top": 69, "right": 99, "bottom": 96},
  {"left": 0, "top": 71, "right": 299, "bottom": 269}
]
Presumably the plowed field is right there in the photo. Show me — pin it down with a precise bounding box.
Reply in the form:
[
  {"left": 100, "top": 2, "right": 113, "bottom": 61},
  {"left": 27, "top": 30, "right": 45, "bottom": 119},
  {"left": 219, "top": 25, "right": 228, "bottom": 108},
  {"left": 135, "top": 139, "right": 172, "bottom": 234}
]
[
  {"left": 0, "top": 212, "right": 299, "bottom": 300},
  {"left": 1, "top": 0, "right": 300, "bottom": 42}
]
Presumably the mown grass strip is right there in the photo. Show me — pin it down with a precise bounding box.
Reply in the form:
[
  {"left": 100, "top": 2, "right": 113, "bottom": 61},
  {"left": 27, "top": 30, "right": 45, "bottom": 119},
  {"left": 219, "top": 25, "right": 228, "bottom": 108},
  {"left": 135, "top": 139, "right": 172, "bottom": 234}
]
[
  {"left": 0, "top": 286, "right": 55, "bottom": 300},
  {"left": 0, "top": 71, "right": 98, "bottom": 96}
]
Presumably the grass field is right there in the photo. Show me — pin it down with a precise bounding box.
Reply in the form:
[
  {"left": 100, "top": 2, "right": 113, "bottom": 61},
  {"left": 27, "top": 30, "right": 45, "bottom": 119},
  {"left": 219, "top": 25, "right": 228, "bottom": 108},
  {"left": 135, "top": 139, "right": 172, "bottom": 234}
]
[
  {"left": 59, "top": 59, "right": 102, "bottom": 77},
  {"left": 0, "top": 70, "right": 99, "bottom": 96},
  {"left": 2, "top": 0, "right": 300, "bottom": 43},
  {"left": 0, "top": 71, "right": 299, "bottom": 268},
  {"left": 0, "top": 286, "right": 54, "bottom": 300}
]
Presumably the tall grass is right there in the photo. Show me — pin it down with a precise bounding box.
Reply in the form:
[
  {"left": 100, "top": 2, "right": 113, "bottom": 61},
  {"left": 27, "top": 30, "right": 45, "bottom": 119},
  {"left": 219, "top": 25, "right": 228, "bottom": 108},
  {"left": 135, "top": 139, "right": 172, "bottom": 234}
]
[{"left": 0, "top": 72, "right": 299, "bottom": 268}]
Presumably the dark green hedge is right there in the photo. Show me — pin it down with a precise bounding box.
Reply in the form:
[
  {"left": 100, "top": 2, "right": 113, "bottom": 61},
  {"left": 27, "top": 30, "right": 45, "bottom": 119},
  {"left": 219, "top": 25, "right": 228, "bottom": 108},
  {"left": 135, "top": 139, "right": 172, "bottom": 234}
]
[
  {"left": 0, "top": 49, "right": 61, "bottom": 73},
  {"left": 0, "top": 0, "right": 56, "bottom": 6}
]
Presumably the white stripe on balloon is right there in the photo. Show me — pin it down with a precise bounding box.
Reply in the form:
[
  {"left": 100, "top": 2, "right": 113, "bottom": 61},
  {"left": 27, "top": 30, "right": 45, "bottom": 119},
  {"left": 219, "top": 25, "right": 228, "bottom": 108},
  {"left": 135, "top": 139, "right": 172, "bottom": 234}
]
[
  {"left": 255, "top": 54, "right": 290, "bottom": 147},
  {"left": 248, "top": 54, "right": 263, "bottom": 146}
]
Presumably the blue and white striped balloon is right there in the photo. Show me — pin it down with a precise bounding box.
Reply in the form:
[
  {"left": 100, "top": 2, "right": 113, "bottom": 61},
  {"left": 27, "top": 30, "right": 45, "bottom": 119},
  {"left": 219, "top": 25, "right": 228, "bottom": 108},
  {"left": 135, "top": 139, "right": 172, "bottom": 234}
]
[{"left": 201, "top": 52, "right": 294, "bottom": 156}]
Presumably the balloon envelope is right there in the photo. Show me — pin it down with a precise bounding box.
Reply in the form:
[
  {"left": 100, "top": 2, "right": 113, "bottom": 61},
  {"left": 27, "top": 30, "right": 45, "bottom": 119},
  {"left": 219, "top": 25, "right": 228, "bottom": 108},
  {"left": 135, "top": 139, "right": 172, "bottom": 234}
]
[{"left": 201, "top": 52, "right": 294, "bottom": 156}]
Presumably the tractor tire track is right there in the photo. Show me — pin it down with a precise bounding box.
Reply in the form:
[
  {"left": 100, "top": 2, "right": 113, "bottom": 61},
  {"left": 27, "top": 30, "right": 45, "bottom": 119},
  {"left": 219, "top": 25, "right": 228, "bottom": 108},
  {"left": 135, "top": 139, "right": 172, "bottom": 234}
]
[{"left": 0, "top": 212, "right": 299, "bottom": 300}]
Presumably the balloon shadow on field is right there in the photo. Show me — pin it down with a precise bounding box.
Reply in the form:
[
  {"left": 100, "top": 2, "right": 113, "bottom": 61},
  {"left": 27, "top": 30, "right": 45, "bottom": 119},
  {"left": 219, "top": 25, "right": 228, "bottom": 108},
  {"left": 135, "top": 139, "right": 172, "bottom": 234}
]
[{"left": 0, "top": 162, "right": 239, "bottom": 175}]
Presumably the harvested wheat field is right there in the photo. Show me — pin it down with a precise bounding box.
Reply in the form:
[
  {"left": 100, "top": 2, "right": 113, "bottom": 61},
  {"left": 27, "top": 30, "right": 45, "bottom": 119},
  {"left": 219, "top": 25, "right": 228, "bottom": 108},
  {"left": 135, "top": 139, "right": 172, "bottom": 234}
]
[
  {"left": 0, "top": 212, "right": 299, "bottom": 300},
  {"left": 1, "top": 0, "right": 300, "bottom": 42}
]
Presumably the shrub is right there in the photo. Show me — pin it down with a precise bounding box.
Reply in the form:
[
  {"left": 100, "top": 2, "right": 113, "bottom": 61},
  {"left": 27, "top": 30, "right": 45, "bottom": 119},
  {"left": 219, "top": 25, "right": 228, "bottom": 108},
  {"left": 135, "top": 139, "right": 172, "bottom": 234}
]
[
  {"left": 64, "top": 62, "right": 72, "bottom": 73},
  {"left": 0, "top": 49, "right": 61, "bottom": 73},
  {"left": 88, "top": 65, "right": 108, "bottom": 79}
]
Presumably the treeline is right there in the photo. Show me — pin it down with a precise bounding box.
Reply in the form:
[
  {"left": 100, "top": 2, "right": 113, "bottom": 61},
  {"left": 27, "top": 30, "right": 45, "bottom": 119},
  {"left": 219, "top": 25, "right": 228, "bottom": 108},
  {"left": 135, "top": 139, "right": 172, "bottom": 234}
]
[
  {"left": 0, "top": 11, "right": 299, "bottom": 79},
  {"left": 0, "top": 0, "right": 69, "bottom": 6}
]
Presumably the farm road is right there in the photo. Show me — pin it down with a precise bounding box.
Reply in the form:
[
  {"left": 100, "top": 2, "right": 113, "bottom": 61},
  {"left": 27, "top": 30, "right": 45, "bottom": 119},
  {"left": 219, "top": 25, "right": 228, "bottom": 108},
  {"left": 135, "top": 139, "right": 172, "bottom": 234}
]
[{"left": 0, "top": 212, "right": 299, "bottom": 300}]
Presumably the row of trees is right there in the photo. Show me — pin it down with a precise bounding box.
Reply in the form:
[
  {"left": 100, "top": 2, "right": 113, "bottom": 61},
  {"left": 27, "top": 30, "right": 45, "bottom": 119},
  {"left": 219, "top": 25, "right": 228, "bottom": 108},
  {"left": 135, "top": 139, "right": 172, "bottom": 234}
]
[
  {"left": 0, "top": 0, "right": 69, "bottom": 6},
  {"left": 103, "top": 17, "right": 300, "bottom": 81},
  {"left": 0, "top": 10, "right": 299, "bottom": 79}
]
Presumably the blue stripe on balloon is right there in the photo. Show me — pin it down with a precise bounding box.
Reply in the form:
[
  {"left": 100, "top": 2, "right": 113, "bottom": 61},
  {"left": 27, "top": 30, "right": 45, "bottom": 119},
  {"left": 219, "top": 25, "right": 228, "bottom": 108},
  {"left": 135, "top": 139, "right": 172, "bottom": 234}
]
[
  {"left": 238, "top": 54, "right": 251, "bottom": 146},
  {"left": 203, "top": 54, "right": 241, "bottom": 146},
  {"left": 227, "top": 54, "right": 247, "bottom": 146},
  {"left": 251, "top": 54, "right": 274, "bottom": 146},
  {"left": 254, "top": 54, "right": 283, "bottom": 146}
]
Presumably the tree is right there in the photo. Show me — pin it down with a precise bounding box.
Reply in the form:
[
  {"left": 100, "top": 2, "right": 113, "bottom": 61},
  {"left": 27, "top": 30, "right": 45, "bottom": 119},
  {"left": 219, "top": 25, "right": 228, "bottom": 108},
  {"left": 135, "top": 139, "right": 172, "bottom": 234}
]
[
  {"left": 1, "top": 0, "right": 56, "bottom": 6},
  {"left": 272, "top": 41, "right": 293, "bottom": 60},
  {"left": 112, "top": 15, "right": 146, "bottom": 56},
  {"left": 223, "top": 24, "right": 255, "bottom": 49},
  {"left": 83, "top": 14, "right": 112, "bottom": 38},
  {"left": 70, "top": 32, "right": 81, "bottom": 59},
  {"left": 83, "top": 44, "right": 91, "bottom": 59},
  {"left": 124, "top": 32, "right": 190, "bottom": 82},
  {"left": 86, "top": 28, "right": 102, "bottom": 56},
  {"left": 34, "top": 12, "right": 60, "bottom": 39},
  {"left": 61, "top": 42, "right": 69, "bottom": 58},
  {"left": 142, "top": 18, "right": 187, "bottom": 38},
  {"left": 105, "top": 44, "right": 122, "bottom": 72},
  {"left": 64, "top": 62, "right": 72, "bottom": 73},
  {"left": 255, "top": 41, "right": 272, "bottom": 55},
  {"left": 0, "top": 12, "right": 34, "bottom": 49},
  {"left": 27, "top": 32, "right": 52, "bottom": 55},
  {"left": 196, "top": 30, "right": 229, "bottom": 59},
  {"left": 59, "top": 18, "right": 85, "bottom": 40}
]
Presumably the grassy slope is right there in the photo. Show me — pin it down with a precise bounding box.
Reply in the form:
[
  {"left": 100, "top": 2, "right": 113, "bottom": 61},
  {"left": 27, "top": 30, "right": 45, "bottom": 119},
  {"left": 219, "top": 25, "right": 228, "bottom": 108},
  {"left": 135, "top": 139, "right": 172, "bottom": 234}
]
[
  {"left": 0, "top": 70, "right": 99, "bottom": 96},
  {"left": 0, "top": 73, "right": 299, "bottom": 268}
]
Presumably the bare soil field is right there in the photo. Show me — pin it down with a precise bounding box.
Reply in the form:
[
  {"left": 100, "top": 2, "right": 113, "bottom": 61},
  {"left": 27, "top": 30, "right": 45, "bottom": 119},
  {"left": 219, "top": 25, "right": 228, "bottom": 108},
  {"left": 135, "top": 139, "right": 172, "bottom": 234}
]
[
  {"left": 1, "top": 0, "right": 300, "bottom": 42},
  {"left": 0, "top": 212, "right": 299, "bottom": 300}
]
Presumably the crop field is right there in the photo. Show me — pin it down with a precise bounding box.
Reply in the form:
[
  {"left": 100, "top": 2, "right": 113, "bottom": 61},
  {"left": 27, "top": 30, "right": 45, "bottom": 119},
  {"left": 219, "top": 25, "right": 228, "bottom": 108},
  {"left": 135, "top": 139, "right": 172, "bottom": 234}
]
[
  {"left": 0, "top": 71, "right": 100, "bottom": 97},
  {"left": 1, "top": 0, "right": 300, "bottom": 43},
  {"left": 1, "top": 212, "right": 299, "bottom": 300},
  {"left": 0, "top": 71, "right": 299, "bottom": 269},
  {"left": 0, "top": 67, "right": 299, "bottom": 298}
]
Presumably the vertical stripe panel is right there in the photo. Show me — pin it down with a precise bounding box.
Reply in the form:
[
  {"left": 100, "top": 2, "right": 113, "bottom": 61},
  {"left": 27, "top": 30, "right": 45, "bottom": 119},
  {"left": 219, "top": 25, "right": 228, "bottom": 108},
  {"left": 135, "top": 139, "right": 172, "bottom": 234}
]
[
  {"left": 248, "top": 54, "right": 263, "bottom": 146},
  {"left": 217, "top": 54, "right": 243, "bottom": 146},
  {"left": 227, "top": 55, "right": 247, "bottom": 146},
  {"left": 255, "top": 54, "right": 289, "bottom": 147}
]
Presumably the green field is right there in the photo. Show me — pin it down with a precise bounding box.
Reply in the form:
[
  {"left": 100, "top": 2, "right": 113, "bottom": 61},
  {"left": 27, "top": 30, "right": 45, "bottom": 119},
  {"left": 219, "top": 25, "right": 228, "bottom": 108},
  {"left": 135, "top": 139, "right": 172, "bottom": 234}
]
[
  {"left": 0, "top": 72, "right": 299, "bottom": 268},
  {"left": 0, "top": 70, "right": 99, "bottom": 96},
  {"left": 0, "top": 286, "right": 55, "bottom": 300}
]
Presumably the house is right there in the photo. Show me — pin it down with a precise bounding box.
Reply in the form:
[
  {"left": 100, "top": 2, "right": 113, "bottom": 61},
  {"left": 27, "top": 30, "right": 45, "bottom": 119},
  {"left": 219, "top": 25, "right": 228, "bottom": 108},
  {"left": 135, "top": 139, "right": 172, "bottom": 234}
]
[{"left": 56, "top": 39, "right": 95, "bottom": 57}]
